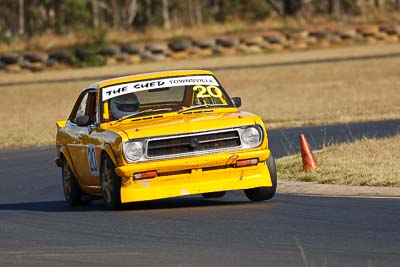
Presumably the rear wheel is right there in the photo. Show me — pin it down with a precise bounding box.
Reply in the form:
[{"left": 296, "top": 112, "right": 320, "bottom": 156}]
[
  {"left": 61, "top": 158, "right": 86, "bottom": 206},
  {"left": 100, "top": 154, "right": 121, "bottom": 210},
  {"left": 244, "top": 154, "right": 277, "bottom": 202},
  {"left": 202, "top": 191, "right": 226, "bottom": 198}
]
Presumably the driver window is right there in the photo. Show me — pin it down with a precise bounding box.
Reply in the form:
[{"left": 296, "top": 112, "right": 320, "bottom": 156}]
[
  {"left": 76, "top": 94, "right": 88, "bottom": 117},
  {"left": 71, "top": 92, "right": 89, "bottom": 123},
  {"left": 70, "top": 91, "right": 98, "bottom": 125}
]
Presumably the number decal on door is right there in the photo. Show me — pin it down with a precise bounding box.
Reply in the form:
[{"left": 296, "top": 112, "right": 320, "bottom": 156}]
[{"left": 87, "top": 145, "right": 99, "bottom": 176}]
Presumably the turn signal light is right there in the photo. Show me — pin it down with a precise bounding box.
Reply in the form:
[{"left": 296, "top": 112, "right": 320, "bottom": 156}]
[
  {"left": 133, "top": 170, "right": 158, "bottom": 180},
  {"left": 235, "top": 158, "right": 258, "bottom": 168}
]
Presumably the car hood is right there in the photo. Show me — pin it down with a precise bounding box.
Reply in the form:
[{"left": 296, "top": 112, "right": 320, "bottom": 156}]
[{"left": 112, "top": 110, "right": 262, "bottom": 140}]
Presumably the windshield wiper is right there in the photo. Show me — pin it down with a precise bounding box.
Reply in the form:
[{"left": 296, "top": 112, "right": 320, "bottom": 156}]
[
  {"left": 178, "top": 104, "right": 228, "bottom": 114},
  {"left": 116, "top": 108, "right": 172, "bottom": 122}
]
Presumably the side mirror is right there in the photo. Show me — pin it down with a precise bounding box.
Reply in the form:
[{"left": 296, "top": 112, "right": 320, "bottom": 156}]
[
  {"left": 231, "top": 97, "right": 242, "bottom": 108},
  {"left": 56, "top": 120, "right": 67, "bottom": 129},
  {"left": 76, "top": 115, "right": 90, "bottom": 127}
]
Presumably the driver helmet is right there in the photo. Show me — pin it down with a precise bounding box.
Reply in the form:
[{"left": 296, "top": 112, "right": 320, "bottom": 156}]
[{"left": 109, "top": 93, "right": 139, "bottom": 119}]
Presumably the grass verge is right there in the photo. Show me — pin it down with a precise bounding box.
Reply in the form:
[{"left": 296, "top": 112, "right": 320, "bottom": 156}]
[{"left": 277, "top": 135, "right": 400, "bottom": 187}]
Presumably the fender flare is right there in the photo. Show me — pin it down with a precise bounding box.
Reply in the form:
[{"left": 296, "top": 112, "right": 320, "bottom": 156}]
[
  {"left": 59, "top": 145, "right": 79, "bottom": 178},
  {"left": 102, "top": 143, "right": 118, "bottom": 167}
]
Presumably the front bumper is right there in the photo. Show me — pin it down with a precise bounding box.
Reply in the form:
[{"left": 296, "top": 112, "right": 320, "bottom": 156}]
[{"left": 116, "top": 149, "right": 272, "bottom": 203}]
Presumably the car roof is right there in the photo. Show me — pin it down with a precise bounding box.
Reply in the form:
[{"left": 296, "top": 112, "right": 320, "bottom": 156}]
[{"left": 88, "top": 69, "right": 215, "bottom": 90}]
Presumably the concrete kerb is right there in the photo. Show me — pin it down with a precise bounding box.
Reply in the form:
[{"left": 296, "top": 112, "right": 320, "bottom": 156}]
[{"left": 276, "top": 155, "right": 400, "bottom": 198}]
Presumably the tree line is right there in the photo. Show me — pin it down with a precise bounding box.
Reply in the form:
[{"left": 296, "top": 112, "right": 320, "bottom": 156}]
[{"left": 1, "top": 0, "right": 400, "bottom": 39}]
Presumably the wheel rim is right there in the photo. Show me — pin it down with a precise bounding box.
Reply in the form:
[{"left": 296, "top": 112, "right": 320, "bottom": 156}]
[
  {"left": 102, "top": 160, "right": 113, "bottom": 204},
  {"left": 62, "top": 162, "right": 72, "bottom": 200}
]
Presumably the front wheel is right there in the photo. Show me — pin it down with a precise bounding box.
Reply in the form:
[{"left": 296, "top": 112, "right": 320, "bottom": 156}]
[
  {"left": 244, "top": 154, "right": 277, "bottom": 202},
  {"left": 100, "top": 154, "right": 121, "bottom": 210}
]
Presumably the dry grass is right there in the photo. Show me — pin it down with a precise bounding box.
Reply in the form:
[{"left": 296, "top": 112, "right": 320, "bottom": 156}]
[
  {"left": 0, "top": 82, "right": 85, "bottom": 147},
  {"left": 277, "top": 135, "right": 400, "bottom": 187},
  {"left": 0, "top": 44, "right": 400, "bottom": 148},
  {"left": 221, "top": 51, "right": 400, "bottom": 128}
]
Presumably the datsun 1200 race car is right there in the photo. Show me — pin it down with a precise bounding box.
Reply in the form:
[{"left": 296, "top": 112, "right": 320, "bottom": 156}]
[{"left": 55, "top": 70, "right": 277, "bottom": 209}]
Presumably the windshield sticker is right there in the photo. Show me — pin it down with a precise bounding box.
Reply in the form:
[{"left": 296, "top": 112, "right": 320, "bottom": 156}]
[
  {"left": 193, "top": 85, "right": 223, "bottom": 98},
  {"left": 102, "top": 75, "right": 219, "bottom": 101}
]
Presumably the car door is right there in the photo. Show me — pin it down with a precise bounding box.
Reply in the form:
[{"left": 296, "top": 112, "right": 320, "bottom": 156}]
[
  {"left": 75, "top": 91, "right": 102, "bottom": 190},
  {"left": 67, "top": 91, "right": 90, "bottom": 180}
]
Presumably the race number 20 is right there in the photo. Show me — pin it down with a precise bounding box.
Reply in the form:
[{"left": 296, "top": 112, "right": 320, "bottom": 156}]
[
  {"left": 87, "top": 145, "right": 99, "bottom": 176},
  {"left": 193, "top": 85, "right": 223, "bottom": 98}
]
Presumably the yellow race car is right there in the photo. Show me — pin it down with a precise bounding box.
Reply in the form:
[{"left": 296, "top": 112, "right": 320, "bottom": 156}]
[{"left": 55, "top": 70, "right": 277, "bottom": 209}]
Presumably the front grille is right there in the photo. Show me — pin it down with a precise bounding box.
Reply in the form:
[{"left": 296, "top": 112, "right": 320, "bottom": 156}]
[{"left": 147, "top": 130, "right": 241, "bottom": 158}]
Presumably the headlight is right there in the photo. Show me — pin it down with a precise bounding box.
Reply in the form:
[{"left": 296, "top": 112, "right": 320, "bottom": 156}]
[
  {"left": 241, "top": 126, "right": 262, "bottom": 148},
  {"left": 123, "top": 141, "right": 144, "bottom": 162}
]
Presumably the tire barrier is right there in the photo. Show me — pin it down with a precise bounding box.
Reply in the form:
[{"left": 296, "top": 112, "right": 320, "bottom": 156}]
[
  {"left": 143, "top": 43, "right": 168, "bottom": 61},
  {"left": 1, "top": 53, "right": 20, "bottom": 64},
  {"left": 120, "top": 44, "right": 141, "bottom": 64},
  {"left": 49, "top": 50, "right": 72, "bottom": 63},
  {"left": 215, "top": 37, "right": 238, "bottom": 55},
  {"left": 21, "top": 52, "right": 47, "bottom": 72},
  {"left": 192, "top": 39, "right": 215, "bottom": 56},
  {"left": 239, "top": 36, "right": 264, "bottom": 53},
  {"left": 1, "top": 23, "right": 400, "bottom": 73},
  {"left": 100, "top": 46, "right": 121, "bottom": 65},
  {"left": 0, "top": 53, "right": 21, "bottom": 72},
  {"left": 168, "top": 39, "right": 191, "bottom": 59}
]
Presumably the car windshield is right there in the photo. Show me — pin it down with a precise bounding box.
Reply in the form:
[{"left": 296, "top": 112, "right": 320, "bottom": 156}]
[{"left": 101, "top": 75, "right": 234, "bottom": 121}]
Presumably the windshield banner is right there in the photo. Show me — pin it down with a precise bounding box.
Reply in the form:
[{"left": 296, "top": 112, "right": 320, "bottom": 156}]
[{"left": 102, "top": 75, "right": 219, "bottom": 101}]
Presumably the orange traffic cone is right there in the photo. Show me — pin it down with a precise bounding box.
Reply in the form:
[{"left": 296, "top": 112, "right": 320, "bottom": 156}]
[{"left": 299, "top": 134, "right": 319, "bottom": 172}]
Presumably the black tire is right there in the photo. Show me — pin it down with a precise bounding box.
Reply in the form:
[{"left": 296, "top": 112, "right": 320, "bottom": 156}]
[
  {"left": 75, "top": 48, "right": 92, "bottom": 61},
  {"left": 146, "top": 43, "right": 167, "bottom": 53},
  {"left": 100, "top": 47, "right": 120, "bottom": 57},
  {"left": 45, "top": 58, "right": 57, "bottom": 67},
  {"left": 1, "top": 53, "right": 20, "bottom": 64},
  {"left": 216, "top": 38, "right": 236, "bottom": 47},
  {"left": 49, "top": 51, "right": 72, "bottom": 64},
  {"left": 121, "top": 44, "right": 140, "bottom": 55},
  {"left": 264, "top": 35, "right": 282, "bottom": 44},
  {"left": 193, "top": 39, "right": 215, "bottom": 49},
  {"left": 309, "top": 31, "right": 327, "bottom": 39},
  {"left": 62, "top": 158, "right": 85, "bottom": 206},
  {"left": 100, "top": 154, "right": 121, "bottom": 210},
  {"left": 168, "top": 40, "right": 191, "bottom": 52},
  {"left": 202, "top": 191, "right": 226, "bottom": 199},
  {"left": 24, "top": 53, "right": 44, "bottom": 63},
  {"left": 244, "top": 154, "right": 277, "bottom": 202}
]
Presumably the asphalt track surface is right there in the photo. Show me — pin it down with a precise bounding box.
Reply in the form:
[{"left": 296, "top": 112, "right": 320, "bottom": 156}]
[{"left": 0, "top": 119, "right": 399, "bottom": 266}]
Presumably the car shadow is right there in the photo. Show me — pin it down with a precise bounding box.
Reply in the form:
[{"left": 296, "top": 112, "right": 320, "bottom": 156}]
[
  {"left": 121, "top": 197, "right": 252, "bottom": 211},
  {"left": 0, "top": 196, "right": 254, "bottom": 213},
  {"left": 0, "top": 200, "right": 103, "bottom": 212}
]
